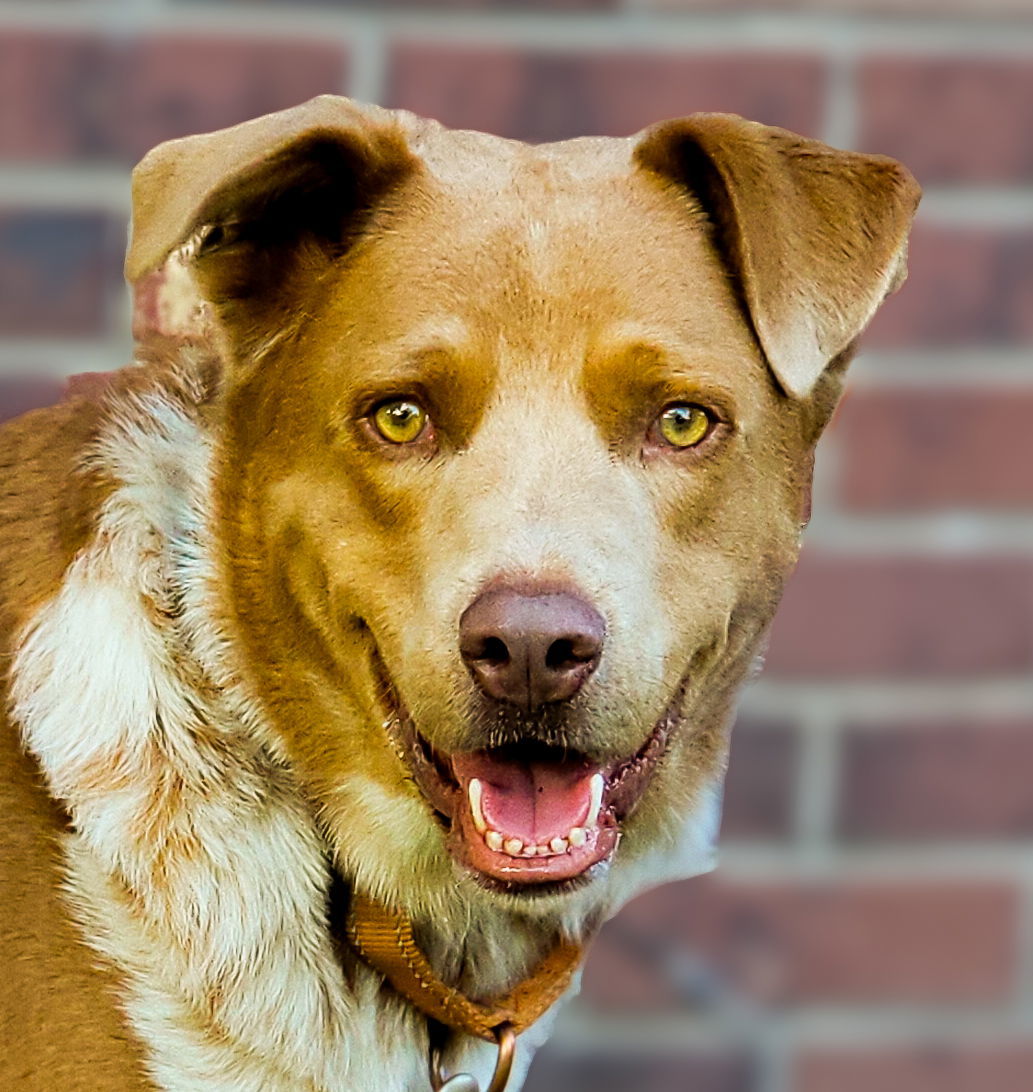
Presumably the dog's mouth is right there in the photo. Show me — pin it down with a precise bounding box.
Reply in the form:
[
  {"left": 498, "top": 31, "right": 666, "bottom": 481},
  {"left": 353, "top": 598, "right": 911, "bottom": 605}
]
[{"left": 376, "top": 654, "right": 683, "bottom": 892}]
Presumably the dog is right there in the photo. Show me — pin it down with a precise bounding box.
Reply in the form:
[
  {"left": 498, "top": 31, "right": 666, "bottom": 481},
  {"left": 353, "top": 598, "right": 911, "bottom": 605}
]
[{"left": 0, "top": 96, "right": 919, "bottom": 1091}]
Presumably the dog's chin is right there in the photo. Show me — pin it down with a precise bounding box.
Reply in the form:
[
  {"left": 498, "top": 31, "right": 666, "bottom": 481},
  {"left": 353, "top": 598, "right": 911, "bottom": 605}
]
[{"left": 376, "top": 659, "right": 685, "bottom": 901}]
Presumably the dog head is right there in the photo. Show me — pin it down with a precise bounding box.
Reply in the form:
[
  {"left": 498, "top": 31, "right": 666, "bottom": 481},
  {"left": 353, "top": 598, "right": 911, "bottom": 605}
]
[{"left": 127, "top": 97, "right": 918, "bottom": 926}]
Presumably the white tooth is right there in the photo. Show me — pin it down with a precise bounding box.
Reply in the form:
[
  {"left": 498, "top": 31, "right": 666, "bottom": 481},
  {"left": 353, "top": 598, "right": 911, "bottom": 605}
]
[
  {"left": 586, "top": 774, "right": 604, "bottom": 829},
  {"left": 568, "top": 827, "right": 587, "bottom": 848},
  {"left": 486, "top": 830, "right": 503, "bottom": 852},
  {"left": 522, "top": 845, "right": 538, "bottom": 857},
  {"left": 550, "top": 837, "right": 569, "bottom": 854},
  {"left": 468, "top": 778, "right": 487, "bottom": 834},
  {"left": 536, "top": 844, "right": 550, "bottom": 856},
  {"left": 504, "top": 838, "right": 523, "bottom": 857}
]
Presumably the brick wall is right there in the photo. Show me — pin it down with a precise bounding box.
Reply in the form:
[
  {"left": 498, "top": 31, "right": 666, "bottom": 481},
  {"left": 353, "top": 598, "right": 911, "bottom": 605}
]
[{"left": 2, "top": 3, "right": 1031, "bottom": 1090}]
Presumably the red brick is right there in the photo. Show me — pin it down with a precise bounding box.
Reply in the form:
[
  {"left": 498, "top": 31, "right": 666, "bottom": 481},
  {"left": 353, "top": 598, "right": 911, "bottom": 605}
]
[
  {"left": 584, "top": 875, "right": 1018, "bottom": 1007},
  {"left": 387, "top": 45, "right": 825, "bottom": 142},
  {"left": 798, "top": 1045, "right": 1033, "bottom": 1092},
  {"left": 0, "top": 377, "right": 65, "bottom": 426},
  {"left": 0, "top": 211, "right": 122, "bottom": 337},
  {"left": 0, "top": 33, "right": 105, "bottom": 162},
  {"left": 867, "top": 225, "right": 1033, "bottom": 348},
  {"left": 860, "top": 58, "right": 1033, "bottom": 184},
  {"left": 840, "top": 721, "right": 1033, "bottom": 840},
  {"left": 721, "top": 721, "right": 797, "bottom": 842},
  {"left": 111, "top": 36, "right": 349, "bottom": 163},
  {"left": 764, "top": 556, "right": 1033, "bottom": 679},
  {"left": 525, "top": 1049, "right": 753, "bottom": 1092},
  {"left": 835, "top": 389, "right": 1033, "bottom": 512},
  {"left": 0, "top": 31, "right": 348, "bottom": 164}
]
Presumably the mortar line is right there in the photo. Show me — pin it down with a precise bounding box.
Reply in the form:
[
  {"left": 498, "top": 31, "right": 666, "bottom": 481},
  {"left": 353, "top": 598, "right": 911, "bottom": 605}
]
[
  {"left": 105, "top": 262, "right": 133, "bottom": 355},
  {"left": 153, "top": 9, "right": 1033, "bottom": 55},
  {"left": 1011, "top": 874, "right": 1033, "bottom": 1013},
  {"left": 792, "top": 704, "right": 843, "bottom": 862},
  {"left": 553, "top": 1002, "right": 1033, "bottom": 1050},
  {"left": 807, "top": 415, "right": 843, "bottom": 537},
  {"left": 717, "top": 842, "right": 1033, "bottom": 882},
  {"left": 755, "top": 1024, "right": 793, "bottom": 1092},
  {"left": 741, "top": 678, "right": 1033, "bottom": 721},
  {"left": 849, "top": 349, "right": 1033, "bottom": 388},
  {"left": 345, "top": 13, "right": 388, "bottom": 106},
  {"left": 0, "top": 340, "right": 135, "bottom": 379},
  {"left": 918, "top": 189, "right": 1033, "bottom": 227},
  {"left": 803, "top": 514, "right": 1033, "bottom": 557},
  {"left": 5, "top": 4, "right": 1033, "bottom": 54},
  {"left": 821, "top": 29, "right": 858, "bottom": 148},
  {"left": 0, "top": 168, "right": 130, "bottom": 212}
]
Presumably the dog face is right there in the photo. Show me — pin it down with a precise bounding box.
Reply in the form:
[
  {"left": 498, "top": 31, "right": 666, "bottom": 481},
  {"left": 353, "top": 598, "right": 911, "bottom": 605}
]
[{"left": 127, "top": 98, "right": 918, "bottom": 924}]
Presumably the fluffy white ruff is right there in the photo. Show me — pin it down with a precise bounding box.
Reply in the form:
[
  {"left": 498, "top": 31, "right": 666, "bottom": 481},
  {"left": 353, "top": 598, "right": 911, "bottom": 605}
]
[{"left": 8, "top": 370, "right": 718, "bottom": 1091}]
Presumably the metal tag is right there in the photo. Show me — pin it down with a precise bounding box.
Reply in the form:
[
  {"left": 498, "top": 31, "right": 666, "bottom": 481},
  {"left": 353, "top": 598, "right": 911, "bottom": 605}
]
[{"left": 437, "top": 1075, "right": 480, "bottom": 1092}]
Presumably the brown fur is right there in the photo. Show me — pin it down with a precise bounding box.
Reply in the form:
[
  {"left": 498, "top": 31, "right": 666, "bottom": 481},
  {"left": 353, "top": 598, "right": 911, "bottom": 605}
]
[
  {"left": 0, "top": 97, "right": 918, "bottom": 1090},
  {"left": 0, "top": 395, "right": 149, "bottom": 1088}
]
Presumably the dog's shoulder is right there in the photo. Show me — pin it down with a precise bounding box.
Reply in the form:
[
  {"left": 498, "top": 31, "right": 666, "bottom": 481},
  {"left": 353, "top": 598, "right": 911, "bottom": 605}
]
[{"left": 0, "top": 388, "right": 114, "bottom": 639}]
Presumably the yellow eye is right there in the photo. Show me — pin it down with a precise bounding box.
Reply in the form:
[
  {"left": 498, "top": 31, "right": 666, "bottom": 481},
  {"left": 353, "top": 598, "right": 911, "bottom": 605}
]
[
  {"left": 372, "top": 399, "right": 428, "bottom": 444},
  {"left": 657, "top": 403, "right": 712, "bottom": 448}
]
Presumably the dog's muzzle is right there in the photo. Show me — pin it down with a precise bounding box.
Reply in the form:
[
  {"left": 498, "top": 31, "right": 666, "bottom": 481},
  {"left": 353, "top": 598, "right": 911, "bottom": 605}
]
[{"left": 379, "top": 583, "right": 685, "bottom": 893}]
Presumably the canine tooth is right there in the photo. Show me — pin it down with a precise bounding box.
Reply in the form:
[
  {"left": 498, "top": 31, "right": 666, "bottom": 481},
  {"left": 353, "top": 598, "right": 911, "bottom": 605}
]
[
  {"left": 485, "top": 830, "right": 503, "bottom": 852},
  {"left": 568, "top": 827, "right": 587, "bottom": 848},
  {"left": 550, "top": 837, "right": 569, "bottom": 854},
  {"left": 503, "top": 838, "right": 523, "bottom": 856},
  {"left": 586, "top": 773, "right": 604, "bottom": 829},
  {"left": 468, "top": 778, "right": 487, "bottom": 834}
]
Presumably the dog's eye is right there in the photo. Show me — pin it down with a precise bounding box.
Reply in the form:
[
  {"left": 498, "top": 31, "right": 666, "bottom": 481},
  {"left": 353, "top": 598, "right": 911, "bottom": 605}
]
[
  {"left": 372, "top": 399, "right": 428, "bottom": 444},
  {"left": 656, "top": 403, "right": 712, "bottom": 448}
]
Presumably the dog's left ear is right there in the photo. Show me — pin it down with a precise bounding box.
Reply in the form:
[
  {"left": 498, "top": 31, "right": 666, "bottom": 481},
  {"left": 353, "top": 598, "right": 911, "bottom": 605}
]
[
  {"left": 125, "top": 96, "right": 419, "bottom": 351},
  {"left": 634, "top": 114, "right": 921, "bottom": 399}
]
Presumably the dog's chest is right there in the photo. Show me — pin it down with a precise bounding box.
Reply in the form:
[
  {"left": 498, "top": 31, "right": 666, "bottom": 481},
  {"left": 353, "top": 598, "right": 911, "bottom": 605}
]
[
  {"left": 66, "top": 834, "right": 523, "bottom": 1092},
  {"left": 67, "top": 842, "right": 522, "bottom": 1091}
]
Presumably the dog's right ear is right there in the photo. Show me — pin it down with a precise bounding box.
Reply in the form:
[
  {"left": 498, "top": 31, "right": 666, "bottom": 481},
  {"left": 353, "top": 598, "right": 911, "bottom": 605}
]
[
  {"left": 125, "top": 95, "right": 418, "bottom": 351},
  {"left": 634, "top": 113, "right": 920, "bottom": 401}
]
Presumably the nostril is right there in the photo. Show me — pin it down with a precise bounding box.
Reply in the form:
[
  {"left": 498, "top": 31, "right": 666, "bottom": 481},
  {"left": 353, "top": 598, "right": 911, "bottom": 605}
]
[
  {"left": 545, "top": 638, "right": 574, "bottom": 670},
  {"left": 460, "top": 632, "right": 511, "bottom": 667},
  {"left": 477, "top": 636, "right": 510, "bottom": 666}
]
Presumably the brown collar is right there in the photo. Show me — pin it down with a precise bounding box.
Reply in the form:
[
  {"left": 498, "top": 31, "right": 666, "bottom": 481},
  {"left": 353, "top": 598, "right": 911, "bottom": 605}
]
[{"left": 344, "top": 891, "right": 586, "bottom": 1089}]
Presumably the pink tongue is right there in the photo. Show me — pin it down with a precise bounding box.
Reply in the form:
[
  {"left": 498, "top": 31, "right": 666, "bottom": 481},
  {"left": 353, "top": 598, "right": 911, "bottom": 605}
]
[{"left": 451, "top": 752, "right": 598, "bottom": 845}]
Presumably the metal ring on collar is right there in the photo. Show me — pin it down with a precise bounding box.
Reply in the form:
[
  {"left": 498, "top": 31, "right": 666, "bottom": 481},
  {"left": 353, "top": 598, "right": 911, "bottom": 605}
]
[{"left": 430, "top": 1023, "right": 517, "bottom": 1092}]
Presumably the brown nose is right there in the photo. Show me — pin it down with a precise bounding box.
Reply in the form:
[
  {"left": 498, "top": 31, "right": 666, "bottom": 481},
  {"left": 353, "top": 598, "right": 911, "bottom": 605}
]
[{"left": 459, "top": 587, "right": 605, "bottom": 710}]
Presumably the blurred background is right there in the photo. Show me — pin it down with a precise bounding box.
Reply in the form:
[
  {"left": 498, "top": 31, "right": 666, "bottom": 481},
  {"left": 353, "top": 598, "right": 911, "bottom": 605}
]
[{"left": 1, "top": 0, "right": 1032, "bottom": 1089}]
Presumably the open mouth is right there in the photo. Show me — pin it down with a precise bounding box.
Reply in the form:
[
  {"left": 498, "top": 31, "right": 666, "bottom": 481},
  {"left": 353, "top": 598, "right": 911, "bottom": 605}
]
[{"left": 377, "top": 655, "right": 684, "bottom": 892}]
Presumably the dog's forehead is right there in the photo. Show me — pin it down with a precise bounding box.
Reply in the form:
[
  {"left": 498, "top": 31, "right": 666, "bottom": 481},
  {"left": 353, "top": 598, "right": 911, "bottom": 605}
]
[{"left": 326, "top": 131, "right": 766, "bottom": 391}]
